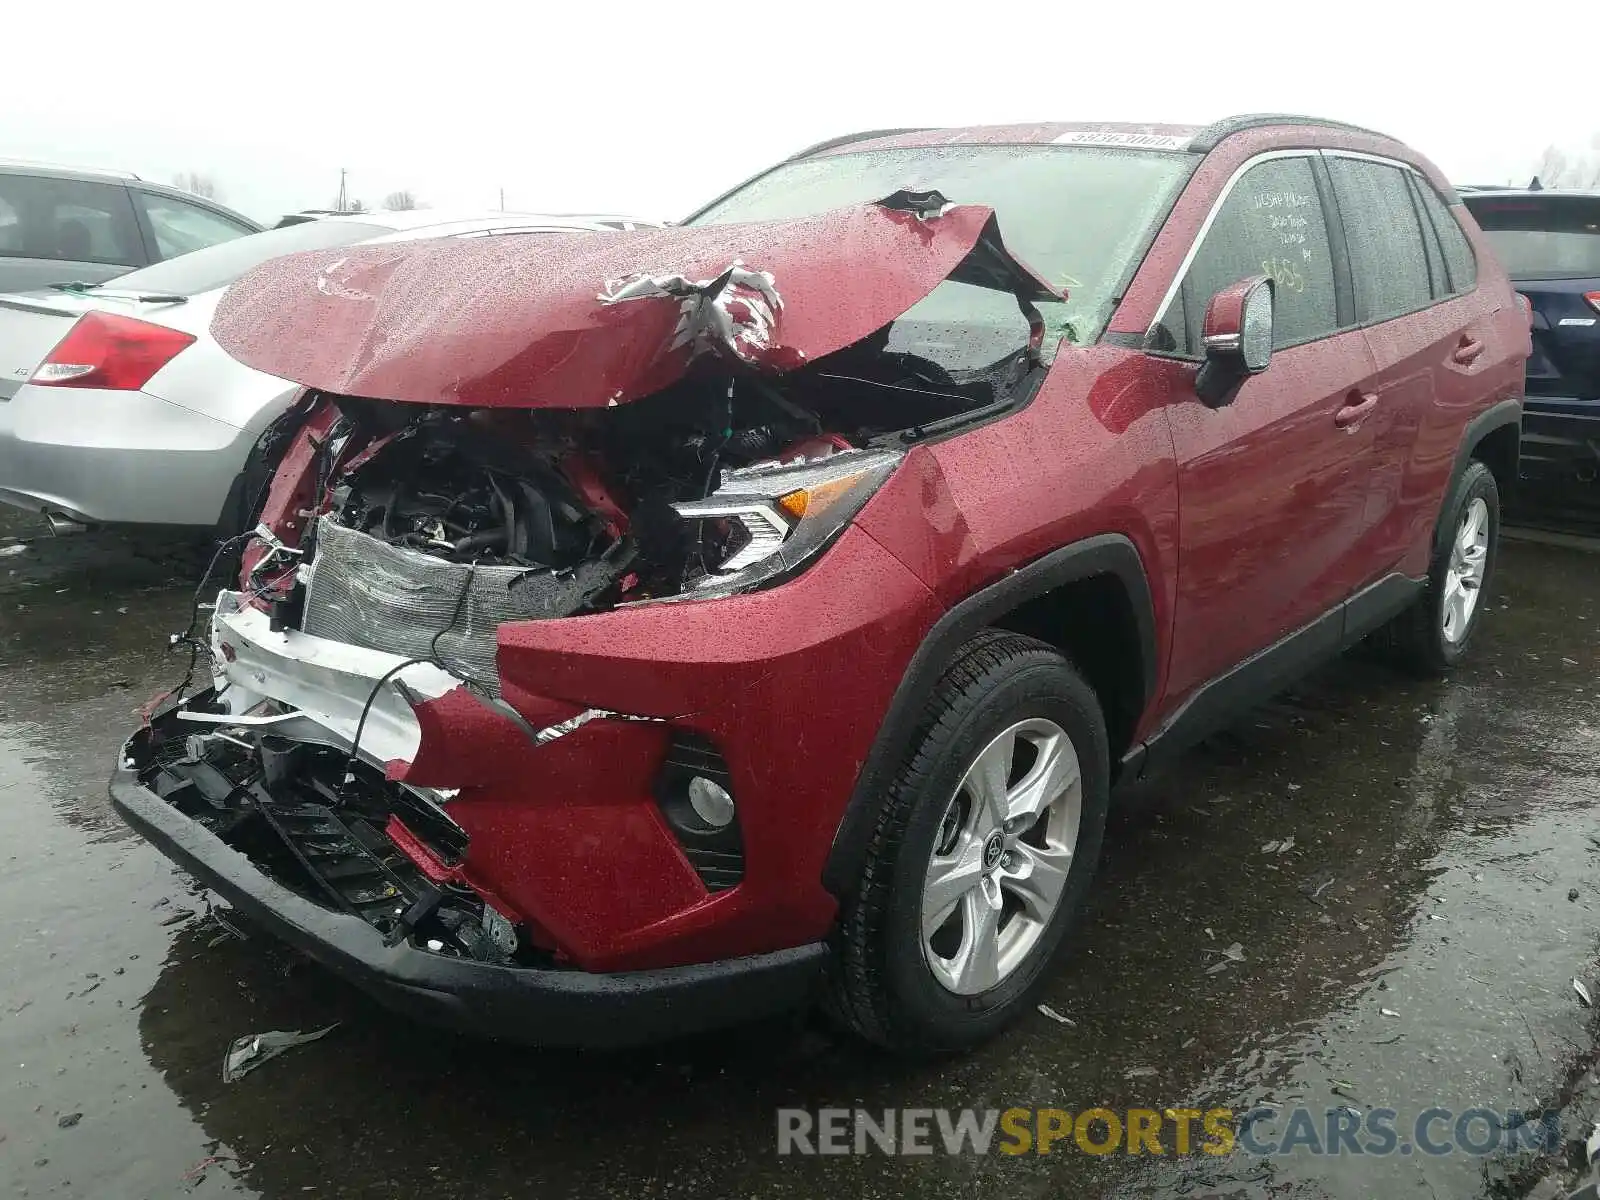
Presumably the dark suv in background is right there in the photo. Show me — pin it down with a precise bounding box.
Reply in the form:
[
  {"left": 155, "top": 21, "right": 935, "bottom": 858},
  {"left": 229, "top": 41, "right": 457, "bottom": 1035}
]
[
  {"left": 1461, "top": 189, "right": 1600, "bottom": 505},
  {"left": 0, "top": 160, "right": 261, "bottom": 294}
]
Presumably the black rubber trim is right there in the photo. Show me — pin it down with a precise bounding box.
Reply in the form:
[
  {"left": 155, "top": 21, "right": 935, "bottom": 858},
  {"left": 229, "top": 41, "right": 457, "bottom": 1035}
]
[
  {"left": 1134, "top": 571, "right": 1423, "bottom": 772},
  {"left": 821, "top": 533, "right": 1156, "bottom": 899},
  {"left": 1436, "top": 397, "right": 1523, "bottom": 558},
  {"left": 110, "top": 767, "right": 825, "bottom": 1047}
]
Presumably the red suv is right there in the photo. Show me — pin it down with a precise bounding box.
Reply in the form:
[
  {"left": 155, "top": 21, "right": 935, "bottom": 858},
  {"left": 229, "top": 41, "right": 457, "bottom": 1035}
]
[{"left": 111, "top": 115, "right": 1527, "bottom": 1053}]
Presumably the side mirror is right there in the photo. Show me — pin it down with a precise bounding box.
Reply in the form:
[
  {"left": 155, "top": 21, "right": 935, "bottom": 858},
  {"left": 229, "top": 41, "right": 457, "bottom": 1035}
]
[{"left": 1195, "top": 275, "right": 1275, "bottom": 409}]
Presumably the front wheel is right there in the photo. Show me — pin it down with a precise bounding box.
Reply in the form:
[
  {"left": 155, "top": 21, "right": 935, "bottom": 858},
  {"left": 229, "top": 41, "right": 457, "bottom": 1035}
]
[
  {"left": 1382, "top": 459, "right": 1500, "bottom": 674},
  {"left": 826, "top": 630, "right": 1110, "bottom": 1052}
]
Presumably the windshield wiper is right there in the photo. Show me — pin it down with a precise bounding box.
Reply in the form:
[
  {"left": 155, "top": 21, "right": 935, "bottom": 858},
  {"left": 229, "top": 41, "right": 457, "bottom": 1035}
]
[
  {"left": 48, "top": 282, "right": 187, "bottom": 305},
  {"left": 97, "top": 291, "right": 188, "bottom": 304}
]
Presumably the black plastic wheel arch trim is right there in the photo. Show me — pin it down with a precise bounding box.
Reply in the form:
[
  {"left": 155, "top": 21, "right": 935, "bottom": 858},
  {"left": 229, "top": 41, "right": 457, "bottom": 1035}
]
[
  {"left": 1435, "top": 396, "right": 1522, "bottom": 559},
  {"left": 821, "top": 533, "right": 1157, "bottom": 900}
]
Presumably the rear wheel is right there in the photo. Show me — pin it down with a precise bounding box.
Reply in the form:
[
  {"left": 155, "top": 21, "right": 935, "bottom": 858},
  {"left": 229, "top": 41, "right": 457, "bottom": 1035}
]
[
  {"left": 1381, "top": 459, "right": 1500, "bottom": 674},
  {"left": 827, "top": 630, "right": 1109, "bottom": 1052}
]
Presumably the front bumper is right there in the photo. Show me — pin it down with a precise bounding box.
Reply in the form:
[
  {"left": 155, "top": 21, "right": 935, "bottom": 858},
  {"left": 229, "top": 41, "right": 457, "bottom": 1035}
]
[
  {"left": 109, "top": 759, "right": 826, "bottom": 1046},
  {"left": 0, "top": 383, "right": 254, "bottom": 525}
]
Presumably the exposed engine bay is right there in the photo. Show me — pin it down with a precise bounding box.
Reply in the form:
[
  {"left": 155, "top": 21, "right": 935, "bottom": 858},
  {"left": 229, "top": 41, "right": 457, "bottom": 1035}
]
[
  {"left": 136, "top": 204, "right": 1057, "bottom": 965},
  {"left": 251, "top": 337, "right": 1035, "bottom": 694}
]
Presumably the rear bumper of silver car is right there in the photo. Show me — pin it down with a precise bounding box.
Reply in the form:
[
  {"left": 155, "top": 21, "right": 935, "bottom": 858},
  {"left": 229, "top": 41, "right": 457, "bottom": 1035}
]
[{"left": 0, "top": 384, "right": 256, "bottom": 526}]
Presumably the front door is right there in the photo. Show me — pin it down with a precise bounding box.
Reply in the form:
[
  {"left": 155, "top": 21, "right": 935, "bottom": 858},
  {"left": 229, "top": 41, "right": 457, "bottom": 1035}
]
[{"left": 1149, "top": 153, "right": 1381, "bottom": 704}]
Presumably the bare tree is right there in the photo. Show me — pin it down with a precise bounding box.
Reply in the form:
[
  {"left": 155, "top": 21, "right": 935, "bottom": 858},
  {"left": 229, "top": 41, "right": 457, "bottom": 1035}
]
[
  {"left": 383, "top": 189, "right": 419, "bottom": 212},
  {"left": 172, "top": 171, "right": 221, "bottom": 200},
  {"left": 1531, "top": 140, "right": 1600, "bottom": 189}
]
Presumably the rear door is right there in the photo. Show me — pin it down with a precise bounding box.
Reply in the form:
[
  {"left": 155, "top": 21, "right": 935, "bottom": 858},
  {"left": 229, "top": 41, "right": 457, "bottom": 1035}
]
[
  {"left": 0, "top": 172, "right": 145, "bottom": 296},
  {"left": 1323, "top": 155, "right": 1502, "bottom": 577},
  {"left": 1152, "top": 152, "right": 1381, "bottom": 702}
]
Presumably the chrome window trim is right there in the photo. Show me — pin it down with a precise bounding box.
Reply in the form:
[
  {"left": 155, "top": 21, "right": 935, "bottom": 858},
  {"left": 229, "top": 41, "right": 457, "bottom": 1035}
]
[
  {"left": 1144, "top": 145, "right": 1438, "bottom": 349},
  {"left": 1144, "top": 149, "right": 1319, "bottom": 344}
]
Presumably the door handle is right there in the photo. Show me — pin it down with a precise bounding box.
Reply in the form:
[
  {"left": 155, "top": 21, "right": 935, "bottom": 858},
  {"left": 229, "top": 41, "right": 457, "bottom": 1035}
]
[
  {"left": 1335, "top": 392, "right": 1378, "bottom": 428},
  {"left": 1452, "top": 337, "right": 1484, "bottom": 365}
]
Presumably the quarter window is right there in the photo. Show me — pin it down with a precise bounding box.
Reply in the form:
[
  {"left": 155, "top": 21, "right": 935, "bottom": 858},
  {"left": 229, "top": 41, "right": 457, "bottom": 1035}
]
[
  {"left": 1328, "top": 159, "right": 1434, "bottom": 322},
  {"left": 138, "top": 193, "right": 255, "bottom": 260},
  {"left": 1417, "top": 184, "right": 1477, "bottom": 293},
  {"left": 1152, "top": 156, "right": 1339, "bottom": 356}
]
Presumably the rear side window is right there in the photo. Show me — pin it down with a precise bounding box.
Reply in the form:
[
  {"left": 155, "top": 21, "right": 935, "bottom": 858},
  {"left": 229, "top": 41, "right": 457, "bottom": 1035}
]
[
  {"left": 0, "top": 172, "right": 142, "bottom": 266},
  {"left": 1464, "top": 195, "right": 1600, "bottom": 280},
  {"left": 137, "top": 192, "right": 255, "bottom": 260},
  {"left": 1328, "top": 159, "right": 1433, "bottom": 322},
  {"left": 1153, "top": 156, "right": 1339, "bottom": 355},
  {"left": 1414, "top": 184, "right": 1477, "bottom": 293}
]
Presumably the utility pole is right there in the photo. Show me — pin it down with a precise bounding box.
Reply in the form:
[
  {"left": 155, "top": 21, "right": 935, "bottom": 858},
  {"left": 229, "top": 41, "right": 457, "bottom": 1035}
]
[
  {"left": 499, "top": 186, "right": 505, "bottom": 212},
  {"left": 336, "top": 167, "right": 349, "bottom": 212}
]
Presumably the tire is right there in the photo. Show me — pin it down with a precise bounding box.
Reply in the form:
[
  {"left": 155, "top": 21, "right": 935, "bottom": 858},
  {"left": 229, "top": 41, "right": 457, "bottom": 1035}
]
[
  {"left": 826, "top": 630, "right": 1110, "bottom": 1053},
  {"left": 1381, "top": 459, "right": 1500, "bottom": 675}
]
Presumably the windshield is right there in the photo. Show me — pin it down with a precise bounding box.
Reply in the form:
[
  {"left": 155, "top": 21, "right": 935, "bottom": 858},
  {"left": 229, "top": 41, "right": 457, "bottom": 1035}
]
[
  {"left": 1467, "top": 196, "right": 1600, "bottom": 279},
  {"left": 687, "top": 145, "right": 1193, "bottom": 347},
  {"left": 99, "top": 219, "right": 391, "bottom": 296}
]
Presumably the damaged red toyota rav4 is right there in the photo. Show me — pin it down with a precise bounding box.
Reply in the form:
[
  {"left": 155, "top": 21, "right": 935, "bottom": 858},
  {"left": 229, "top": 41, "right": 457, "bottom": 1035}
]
[{"left": 111, "top": 116, "right": 1527, "bottom": 1053}]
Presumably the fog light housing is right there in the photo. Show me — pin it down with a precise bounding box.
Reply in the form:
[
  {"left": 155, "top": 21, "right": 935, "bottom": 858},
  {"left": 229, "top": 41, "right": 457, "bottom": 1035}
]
[
  {"left": 687, "top": 776, "right": 735, "bottom": 828},
  {"left": 654, "top": 733, "right": 744, "bottom": 892}
]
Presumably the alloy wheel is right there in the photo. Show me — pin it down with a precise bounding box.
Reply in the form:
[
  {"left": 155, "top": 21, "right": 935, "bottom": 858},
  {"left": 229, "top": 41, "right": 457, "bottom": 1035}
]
[
  {"left": 921, "top": 717, "right": 1083, "bottom": 995},
  {"left": 1442, "top": 496, "right": 1489, "bottom": 644}
]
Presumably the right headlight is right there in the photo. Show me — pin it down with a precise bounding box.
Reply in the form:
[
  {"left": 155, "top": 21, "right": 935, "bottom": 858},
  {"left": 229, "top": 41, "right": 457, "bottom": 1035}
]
[{"left": 670, "top": 448, "right": 903, "bottom": 598}]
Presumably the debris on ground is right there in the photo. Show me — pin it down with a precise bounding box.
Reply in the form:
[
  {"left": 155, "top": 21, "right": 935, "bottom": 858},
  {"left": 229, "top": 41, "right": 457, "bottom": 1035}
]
[
  {"left": 1380, "top": 1007, "right": 1400, "bottom": 1018},
  {"left": 182, "top": 1154, "right": 238, "bottom": 1182},
  {"left": 1261, "top": 837, "right": 1296, "bottom": 854},
  {"left": 0, "top": 543, "right": 28, "bottom": 558},
  {"left": 1572, "top": 889, "right": 1582, "bottom": 902},
  {"left": 1037, "top": 1004, "right": 1076, "bottom": 1026},
  {"left": 1576, "top": 979, "right": 1594, "bottom": 1008},
  {"left": 1205, "top": 942, "right": 1246, "bottom": 975},
  {"left": 221, "top": 1024, "right": 339, "bottom": 1082},
  {"left": 57, "top": 1113, "right": 81, "bottom": 1128},
  {"left": 1124, "top": 1066, "right": 1159, "bottom": 1079}
]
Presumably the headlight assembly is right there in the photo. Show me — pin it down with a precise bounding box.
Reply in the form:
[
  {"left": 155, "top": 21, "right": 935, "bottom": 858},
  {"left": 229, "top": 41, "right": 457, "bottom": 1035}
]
[{"left": 671, "top": 448, "right": 903, "bottom": 597}]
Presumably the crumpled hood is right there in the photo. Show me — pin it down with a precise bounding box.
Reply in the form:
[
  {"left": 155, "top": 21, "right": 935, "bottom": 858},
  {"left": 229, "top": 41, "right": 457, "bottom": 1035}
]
[{"left": 210, "top": 196, "right": 1060, "bottom": 409}]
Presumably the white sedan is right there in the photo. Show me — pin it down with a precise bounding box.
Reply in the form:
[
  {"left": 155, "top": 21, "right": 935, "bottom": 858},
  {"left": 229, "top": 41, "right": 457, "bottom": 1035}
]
[{"left": 0, "top": 210, "right": 657, "bottom": 532}]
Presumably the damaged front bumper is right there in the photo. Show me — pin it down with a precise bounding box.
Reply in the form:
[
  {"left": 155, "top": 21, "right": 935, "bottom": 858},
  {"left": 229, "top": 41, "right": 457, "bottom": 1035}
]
[{"left": 109, "top": 709, "right": 825, "bottom": 1046}]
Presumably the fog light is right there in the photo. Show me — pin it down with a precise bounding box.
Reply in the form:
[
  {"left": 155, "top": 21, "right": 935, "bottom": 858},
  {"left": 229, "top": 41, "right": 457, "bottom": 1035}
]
[{"left": 687, "top": 775, "right": 735, "bottom": 828}]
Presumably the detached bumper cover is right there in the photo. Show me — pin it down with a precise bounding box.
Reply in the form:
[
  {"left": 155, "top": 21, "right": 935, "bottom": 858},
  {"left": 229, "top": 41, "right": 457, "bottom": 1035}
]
[{"left": 109, "top": 764, "right": 825, "bottom": 1046}]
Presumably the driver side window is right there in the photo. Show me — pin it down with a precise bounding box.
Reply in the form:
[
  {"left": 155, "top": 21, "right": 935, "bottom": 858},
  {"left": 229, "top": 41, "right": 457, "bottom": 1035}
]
[{"left": 1152, "top": 156, "right": 1339, "bottom": 358}]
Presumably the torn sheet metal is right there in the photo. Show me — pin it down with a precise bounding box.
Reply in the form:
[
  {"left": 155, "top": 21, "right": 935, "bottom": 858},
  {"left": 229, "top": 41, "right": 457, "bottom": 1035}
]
[
  {"left": 598, "top": 261, "right": 786, "bottom": 368},
  {"left": 211, "top": 199, "right": 1059, "bottom": 410}
]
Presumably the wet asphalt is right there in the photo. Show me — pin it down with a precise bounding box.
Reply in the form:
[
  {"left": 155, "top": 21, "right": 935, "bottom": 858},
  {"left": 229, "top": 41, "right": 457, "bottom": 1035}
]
[{"left": 2, "top": 505, "right": 1599, "bottom": 1200}]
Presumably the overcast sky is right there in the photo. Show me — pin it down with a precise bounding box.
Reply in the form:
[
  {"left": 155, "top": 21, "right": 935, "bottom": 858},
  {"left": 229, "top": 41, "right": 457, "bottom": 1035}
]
[{"left": 6, "top": 3, "right": 1595, "bottom": 225}]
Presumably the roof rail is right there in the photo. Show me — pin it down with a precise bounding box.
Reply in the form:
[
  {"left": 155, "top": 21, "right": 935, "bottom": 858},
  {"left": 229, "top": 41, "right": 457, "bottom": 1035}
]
[
  {"left": 1188, "top": 113, "right": 1401, "bottom": 153},
  {"left": 0, "top": 157, "right": 141, "bottom": 181},
  {"left": 787, "top": 128, "right": 935, "bottom": 161}
]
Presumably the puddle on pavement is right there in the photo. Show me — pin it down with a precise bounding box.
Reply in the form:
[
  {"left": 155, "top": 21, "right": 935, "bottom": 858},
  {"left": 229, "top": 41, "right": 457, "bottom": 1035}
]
[{"left": 1, "top": 534, "right": 1597, "bottom": 1199}]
